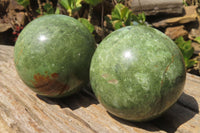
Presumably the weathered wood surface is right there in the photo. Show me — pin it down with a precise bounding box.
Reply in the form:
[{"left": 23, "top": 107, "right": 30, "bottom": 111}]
[
  {"left": 152, "top": 6, "right": 198, "bottom": 28},
  {"left": 0, "top": 44, "right": 200, "bottom": 133},
  {"left": 129, "top": 0, "right": 183, "bottom": 15}
]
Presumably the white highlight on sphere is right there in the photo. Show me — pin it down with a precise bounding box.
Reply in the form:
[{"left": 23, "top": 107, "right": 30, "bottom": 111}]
[
  {"left": 124, "top": 51, "right": 132, "bottom": 59},
  {"left": 39, "top": 35, "right": 47, "bottom": 41}
]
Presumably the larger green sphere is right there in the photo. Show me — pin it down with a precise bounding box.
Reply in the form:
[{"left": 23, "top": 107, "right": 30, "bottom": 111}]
[
  {"left": 14, "top": 15, "right": 96, "bottom": 97},
  {"left": 90, "top": 26, "right": 186, "bottom": 121}
]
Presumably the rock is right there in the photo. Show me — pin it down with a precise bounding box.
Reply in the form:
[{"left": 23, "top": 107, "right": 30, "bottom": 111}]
[
  {"left": 0, "top": 23, "right": 12, "bottom": 32},
  {"left": 15, "top": 12, "right": 26, "bottom": 26},
  {"left": 192, "top": 42, "right": 200, "bottom": 54},
  {"left": 0, "top": 0, "right": 9, "bottom": 14},
  {"left": 129, "top": 0, "right": 183, "bottom": 15},
  {"left": 152, "top": 6, "right": 198, "bottom": 28},
  {"left": 90, "top": 25, "right": 186, "bottom": 121},
  {"left": 8, "top": 0, "right": 25, "bottom": 11},
  {"left": 165, "top": 25, "right": 188, "bottom": 40},
  {"left": 189, "top": 28, "right": 200, "bottom": 39},
  {"left": 0, "top": 0, "right": 26, "bottom": 30},
  {"left": 14, "top": 15, "right": 96, "bottom": 97},
  {"left": 94, "top": 26, "right": 104, "bottom": 42}
]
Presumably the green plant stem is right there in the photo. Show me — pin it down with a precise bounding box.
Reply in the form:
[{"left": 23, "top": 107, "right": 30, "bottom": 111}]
[
  {"left": 125, "top": 0, "right": 128, "bottom": 6},
  {"left": 101, "top": 2, "right": 104, "bottom": 28},
  {"left": 37, "top": 0, "right": 43, "bottom": 15},
  {"left": 69, "top": 11, "right": 72, "bottom": 16},
  {"left": 25, "top": 8, "right": 31, "bottom": 21},
  {"left": 88, "top": 5, "right": 93, "bottom": 22},
  {"left": 113, "top": 0, "right": 117, "bottom": 5}
]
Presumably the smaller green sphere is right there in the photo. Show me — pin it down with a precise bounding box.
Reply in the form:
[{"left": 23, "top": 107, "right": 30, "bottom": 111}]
[
  {"left": 90, "top": 25, "right": 186, "bottom": 121},
  {"left": 14, "top": 15, "right": 96, "bottom": 97}
]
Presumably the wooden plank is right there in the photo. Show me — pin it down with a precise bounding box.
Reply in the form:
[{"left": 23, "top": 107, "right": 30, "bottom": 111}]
[
  {"left": 0, "top": 45, "right": 200, "bottom": 132},
  {"left": 152, "top": 6, "right": 198, "bottom": 28},
  {"left": 178, "top": 73, "right": 200, "bottom": 113},
  {"left": 128, "top": 0, "right": 183, "bottom": 15}
]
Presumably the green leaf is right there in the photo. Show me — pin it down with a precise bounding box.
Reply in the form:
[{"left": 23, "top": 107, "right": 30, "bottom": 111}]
[
  {"left": 120, "top": 7, "right": 128, "bottom": 20},
  {"left": 78, "top": 18, "right": 95, "bottom": 33},
  {"left": 109, "top": 3, "right": 147, "bottom": 29},
  {"left": 194, "top": 36, "right": 200, "bottom": 43},
  {"left": 43, "top": 3, "right": 55, "bottom": 14},
  {"left": 175, "top": 36, "right": 185, "bottom": 45},
  {"left": 132, "top": 14, "right": 139, "bottom": 22},
  {"left": 36, "top": 9, "right": 41, "bottom": 14},
  {"left": 175, "top": 36, "right": 196, "bottom": 68},
  {"left": 175, "top": 38, "right": 194, "bottom": 59},
  {"left": 113, "top": 20, "right": 123, "bottom": 30},
  {"left": 59, "top": 0, "right": 82, "bottom": 16},
  {"left": 184, "top": 58, "right": 197, "bottom": 68},
  {"left": 124, "top": 9, "right": 132, "bottom": 25},
  {"left": 182, "top": 40, "right": 194, "bottom": 59},
  {"left": 111, "top": 4, "right": 124, "bottom": 20},
  {"left": 59, "top": 0, "right": 70, "bottom": 11},
  {"left": 17, "top": 0, "right": 30, "bottom": 7},
  {"left": 183, "top": 1, "right": 188, "bottom": 6},
  {"left": 175, "top": 36, "right": 188, "bottom": 51},
  {"left": 104, "top": 16, "right": 113, "bottom": 27},
  {"left": 137, "top": 12, "right": 146, "bottom": 22},
  {"left": 132, "top": 12, "right": 146, "bottom": 24},
  {"left": 83, "top": 0, "right": 103, "bottom": 6},
  {"left": 116, "top": 0, "right": 124, "bottom": 2},
  {"left": 55, "top": 8, "right": 60, "bottom": 14},
  {"left": 183, "top": 47, "right": 194, "bottom": 59}
]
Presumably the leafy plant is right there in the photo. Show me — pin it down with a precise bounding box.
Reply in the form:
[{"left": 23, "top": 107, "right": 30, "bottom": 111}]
[
  {"left": 17, "top": 0, "right": 30, "bottom": 8},
  {"left": 44, "top": 3, "right": 55, "bottom": 14},
  {"left": 175, "top": 36, "right": 197, "bottom": 68},
  {"left": 83, "top": 0, "right": 103, "bottom": 6},
  {"left": 132, "top": 12, "right": 146, "bottom": 25},
  {"left": 116, "top": 0, "right": 125, "bottom": 3},
  {"left": 183, "top": 0, "right": 188, "bottom": 6},
  {"left": 55, "top": 7, "right": 60, "bottom": 14},
  {"left": 36, "top": 3, "right": 55, "bottom": 15},
  {"left": 78, "top": 18, "right": 95, "bottom": 33},
  {"left": 83, "top": 0, "right": 104, "bottom": 23},
  {"left": 106, "top": 3, "right": 147, "bottom": 30},
  {"left": 59, "top": 0, "right": 82, "bottom": 16},
  {"left": 111, "top": 3, "right": 132, "bottom": 29},
  {"left": 194, "top": 36, "right": 200, "bottom": 43}
]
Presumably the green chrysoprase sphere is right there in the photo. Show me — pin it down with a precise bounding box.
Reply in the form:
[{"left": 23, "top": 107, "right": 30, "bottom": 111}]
[
  {"left": 90, "top": 26, "right": 186, "bottom": 121},
  {"left": 14, "top": 15, "right": 96, "bottom": 97}
]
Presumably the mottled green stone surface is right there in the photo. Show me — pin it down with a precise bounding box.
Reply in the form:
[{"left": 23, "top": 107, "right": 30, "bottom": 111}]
[
  {"left": 90, "top": 26, "right": 186, "bottom": 121},
  {"left": 14, "top": 15, "right": 96, "bottom": 97}
]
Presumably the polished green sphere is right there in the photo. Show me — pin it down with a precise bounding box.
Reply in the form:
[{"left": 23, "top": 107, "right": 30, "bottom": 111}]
[
  {"left": 90, "top": 26, "right": 186, "bottom": 121},
  {"left": 14, "top": 15, "right": 96, "bottom": 97}
]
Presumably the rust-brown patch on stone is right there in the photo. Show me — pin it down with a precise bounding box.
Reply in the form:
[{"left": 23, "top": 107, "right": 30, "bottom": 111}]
[
  {"left": 31, "top": 73, "right": 70, "bottom": 96},
  {"left": 164, "top": 55, "right": 175, "bottom": 74},
  {"left": 51, "top": 73, "right": 59, "bottom": 78},
  {"left": 108, "top": 79, "right": 119, "bottom": 84},
  {"left": 102, "top": 74, "right": 109, "bottom": 79},
  {"left": 160, "top": 80, "right": 164, "bottom": 88},
  {"left": 15, "top": 48, "right": 23, "bottom": 65}
]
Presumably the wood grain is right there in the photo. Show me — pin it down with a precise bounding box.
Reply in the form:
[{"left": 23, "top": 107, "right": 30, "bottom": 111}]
[
  {"left": 0, "top": 45, "right": 200, "bottom": 133},
  {"left": 129, "top": 0, "right": 183, "bottom": 15}
]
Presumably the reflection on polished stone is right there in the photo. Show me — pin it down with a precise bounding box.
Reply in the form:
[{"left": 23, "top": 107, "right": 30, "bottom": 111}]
[
  {"left": 14, "top": 15, "right": 96, "bottom": 98},
  {"left": 90, "top": 25, "right": 186, "bottom": 122}
]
